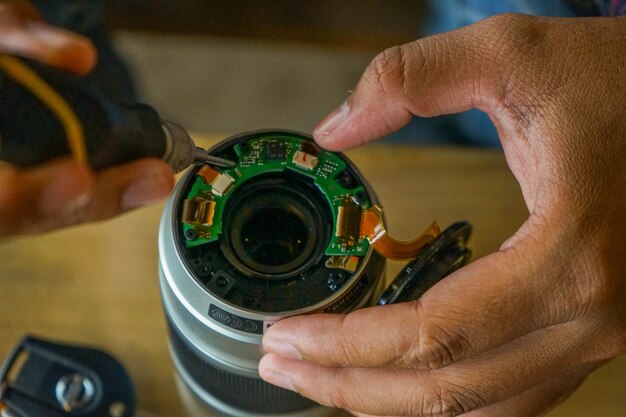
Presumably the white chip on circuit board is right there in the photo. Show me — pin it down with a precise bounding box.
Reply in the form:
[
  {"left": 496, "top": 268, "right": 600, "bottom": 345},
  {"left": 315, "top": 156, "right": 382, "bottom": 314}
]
[
  {"left": 211, "top": 173, "right": 235, "bottom": 196},
  {"left": 292, "top": 151, "right": 319, "bottom": 170}
]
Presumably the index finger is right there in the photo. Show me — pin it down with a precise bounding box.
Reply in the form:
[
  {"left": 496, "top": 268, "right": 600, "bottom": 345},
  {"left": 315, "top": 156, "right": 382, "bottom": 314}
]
[
  {"left": 263, "top": 225, "right": 587, "bottom": 369},
  {"left": 0, "top": 158, "right": 173, "bottom": 237},
  {"left": 0, "top": 2, "right": 96, "bottom": 75}
]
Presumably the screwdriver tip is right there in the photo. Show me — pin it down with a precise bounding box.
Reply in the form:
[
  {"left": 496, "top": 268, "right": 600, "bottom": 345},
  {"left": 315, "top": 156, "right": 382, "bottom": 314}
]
[{"left": 193, "top": 147, "right": 236, "bottom": 168}]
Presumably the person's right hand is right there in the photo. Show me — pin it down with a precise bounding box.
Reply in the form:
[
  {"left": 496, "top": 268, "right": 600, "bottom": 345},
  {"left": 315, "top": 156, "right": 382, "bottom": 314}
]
[
  {"left": 260, "top": 13, "right": 626, "bottom": 417},
  {"left": 0, "top": 1, "right": 175, "bottom": 238}
]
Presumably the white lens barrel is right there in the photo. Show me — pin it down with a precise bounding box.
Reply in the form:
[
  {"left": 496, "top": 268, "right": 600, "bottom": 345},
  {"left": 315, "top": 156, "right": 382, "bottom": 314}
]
[{"left": 158, "top": 130, "right": 385, "bottom": 416}]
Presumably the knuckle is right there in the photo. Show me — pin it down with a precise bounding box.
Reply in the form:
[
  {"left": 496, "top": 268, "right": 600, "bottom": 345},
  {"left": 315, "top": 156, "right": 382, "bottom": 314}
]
[
  {"left": 417, "top": 326, "right": 470, "bottom": 369},
  {"left": 477, "top": 14, "right": 549, "bottom": 128},
  {"left": 327, "top": 388, "right": 352, "bottom": 410},
  {"left": 481, "top": 13, "right": 539, "bottom": 48},
  {"left": 323, "top": 368, "right": 362, "bottom": 410},
  {"left": 365, "top": 45, "right": 410, "bottom": 97},
  {"left": 403, "top": 303, "right": 472, "bottom": 369},
  {"left": 336, "top": 315, "right": 370, "bottom": 366},
  {"left": 416, "top": 382, "right": 485, "bottom": 417}
]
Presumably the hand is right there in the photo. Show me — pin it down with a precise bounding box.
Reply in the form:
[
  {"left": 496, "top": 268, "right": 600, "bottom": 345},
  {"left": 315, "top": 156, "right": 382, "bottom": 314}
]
[
  {"left": 0, "top": 1, "right": 174, "bottom": 238},
  {"left": 260, "top": 14, "right": 626, "bottom": 417},
  {"left": 0, "top": 0, "right": 95, "bottom": 74}
]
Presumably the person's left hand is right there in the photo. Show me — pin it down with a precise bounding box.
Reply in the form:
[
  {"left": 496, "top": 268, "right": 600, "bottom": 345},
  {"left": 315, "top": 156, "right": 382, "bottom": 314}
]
[
  {"left": 258, "top": 13, "right": 626, "bottom": 417},
  {"left": 0, "top": 158, "right": 174, "bottom": 236},
  {"left": 0, "top": 0, "right": 175, "bottom": 238}
]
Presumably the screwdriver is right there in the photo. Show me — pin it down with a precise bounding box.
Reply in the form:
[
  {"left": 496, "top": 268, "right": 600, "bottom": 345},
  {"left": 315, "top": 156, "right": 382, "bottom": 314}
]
[{"left": 0, "top": 55, "right": 235, "bottom": 172}]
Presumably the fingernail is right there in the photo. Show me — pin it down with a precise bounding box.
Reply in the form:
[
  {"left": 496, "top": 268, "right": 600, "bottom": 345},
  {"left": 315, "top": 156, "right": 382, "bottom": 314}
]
[
  {"left": 26, "top": 22, "right": 96, "bottom": 75},
  {"left": 39, "top": 164, "right": 93, "bottom": 216},
  {"left": 261, "top": 369, "right": 295, "bottom": 392},
  {"left": 263, "top": 337, "right": 301, "bottom": 360},
  {"left": 27, "top": 22, "right": 75, "bottom": 49},
  {"left": 62, "top": 191, "right": 91, "bottom": 214},
  {"left": 314, "top": 100, "right": 351, "bottom": 139},
  {"left": 122, "top": 171, "right": 172, "bottom": 210},
  {"left": 56, "top": 190, "right": 93, "bottom": 226}
]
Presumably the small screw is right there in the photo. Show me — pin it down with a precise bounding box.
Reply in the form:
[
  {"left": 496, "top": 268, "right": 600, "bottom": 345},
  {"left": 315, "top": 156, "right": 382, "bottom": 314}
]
[
  {"left": 327, "top": 271, "right": 347, "bottom": 291},
  {"left": 184, "top": 228, "right": 198, "bottom": 240},
  {"left": 196, "top": 265, "right": 211, "bottom": 277},
  {"left": 335, "top": 170, "right": 356, "bottom": 188},
  {"left": 215, "top": 276, "right": 228, "bottom": 288},
  {"left": 353, "top": 190, "right": 367, "bottom": 205},
  {"left": 55, "top": 373, "right": 95, "bottom": 411}
]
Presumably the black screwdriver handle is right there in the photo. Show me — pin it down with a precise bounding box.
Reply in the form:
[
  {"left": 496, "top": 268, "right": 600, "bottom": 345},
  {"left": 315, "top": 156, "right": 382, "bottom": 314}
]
[{"left": 0, "top": 55, "right": 168, "bottom": 170}]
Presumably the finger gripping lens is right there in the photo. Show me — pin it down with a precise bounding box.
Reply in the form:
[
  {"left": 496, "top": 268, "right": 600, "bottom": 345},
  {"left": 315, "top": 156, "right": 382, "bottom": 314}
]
[{"left": 158, "top": 130, "right": 472, "bottom": 416}]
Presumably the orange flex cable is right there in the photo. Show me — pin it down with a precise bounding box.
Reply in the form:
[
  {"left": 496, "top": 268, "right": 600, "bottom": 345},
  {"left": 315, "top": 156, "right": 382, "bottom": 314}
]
[{"left": 360, "top": 205, "right": 441, "bottom": 260}]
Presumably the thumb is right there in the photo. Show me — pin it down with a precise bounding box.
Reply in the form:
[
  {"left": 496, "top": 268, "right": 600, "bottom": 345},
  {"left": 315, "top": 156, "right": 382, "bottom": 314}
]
[
  {"left": 312, "top": 14, "right": 519, "bottom": 150},
  {"left": 0, "top": 2, "right": 97, "bottom": 75}
]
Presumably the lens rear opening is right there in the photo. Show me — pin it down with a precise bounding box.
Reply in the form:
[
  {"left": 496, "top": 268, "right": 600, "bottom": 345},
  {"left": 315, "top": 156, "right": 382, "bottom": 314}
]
[
  {"left": 220, "top": 172, "right": 332, "bottom": 279},
  {"left": 238, "top": 205, "right": 310, "bottom": 268}
]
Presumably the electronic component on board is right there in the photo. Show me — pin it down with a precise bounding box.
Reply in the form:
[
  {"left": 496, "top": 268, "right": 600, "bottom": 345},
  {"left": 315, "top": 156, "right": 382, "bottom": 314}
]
[
  {"left": 182, "top": 197, "right": 216, "bottom": 226},
  {"left": 210, "top": 173, "right": 235, "bottom": 196},
  {"left": 325, "top": 255, "right": 360, "bottom": 272},
  {"left": 196, "top": 165, "right": 234, "bottom": 196},
  {"left": 300, "top": 141, "right": 320, "bottom": 156},
  {"left": 197, "top": 165, "right": 219, "bottom": 183},
  {"left": 265, "top": 142, "right": 286, "bottom": 160},
  {"left": 292, "top": 150, "right": 318, "bottom": 171},
  {"left": 335, "top": 199, "right": 362, "bottom": 247}
]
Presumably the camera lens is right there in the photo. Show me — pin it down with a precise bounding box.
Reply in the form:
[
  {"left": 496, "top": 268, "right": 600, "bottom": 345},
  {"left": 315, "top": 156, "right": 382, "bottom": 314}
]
[{"left": 159, "top": 130, "right": 385, "bottom": 416}]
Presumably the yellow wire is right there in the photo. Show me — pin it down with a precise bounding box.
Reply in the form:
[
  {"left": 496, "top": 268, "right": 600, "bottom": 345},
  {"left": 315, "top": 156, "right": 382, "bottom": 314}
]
[{"left": 0, "top": 55, "right": 87, "bottom": 164}]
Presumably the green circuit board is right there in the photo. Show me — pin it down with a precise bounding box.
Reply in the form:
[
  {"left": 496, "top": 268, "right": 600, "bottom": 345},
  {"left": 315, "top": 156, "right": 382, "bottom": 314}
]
[{"left": 181, "top": 134, "right": 371, "bottom": 257}]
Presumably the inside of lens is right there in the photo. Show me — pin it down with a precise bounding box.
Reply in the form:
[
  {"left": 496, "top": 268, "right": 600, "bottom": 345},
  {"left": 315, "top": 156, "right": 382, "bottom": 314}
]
[
  {"left": 239, "top": 206, "right": 309, "bottom": 267},
  {"left": 221, "top": 173, "right": 331, "bottom": 279}
]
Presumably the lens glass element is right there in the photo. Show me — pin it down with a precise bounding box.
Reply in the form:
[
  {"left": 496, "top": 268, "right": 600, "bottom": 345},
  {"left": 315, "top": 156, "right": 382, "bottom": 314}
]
[
  {"left": 239, "top": 207, "right": 309, "bottom": 267},
  {"left": 221, "top": 173, "right": 329, "bottom": 279}
]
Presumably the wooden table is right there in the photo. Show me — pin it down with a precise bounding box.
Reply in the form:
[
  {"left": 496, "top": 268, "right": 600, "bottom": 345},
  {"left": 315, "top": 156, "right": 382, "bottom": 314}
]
[{"left": 0, "top": 136, "right": 624, "bottom": 416}]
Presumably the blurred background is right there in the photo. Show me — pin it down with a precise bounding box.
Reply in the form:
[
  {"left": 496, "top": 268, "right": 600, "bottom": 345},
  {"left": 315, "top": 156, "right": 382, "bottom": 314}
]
[
  {"left": 102, "top": 0, "right": 425, "bottom": 135},
  {"left": 4, "top": 2, "right": 622, "bottom": 417},
  {"left": 98, "top": 5, "right": 623, "bottom": 417}
]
